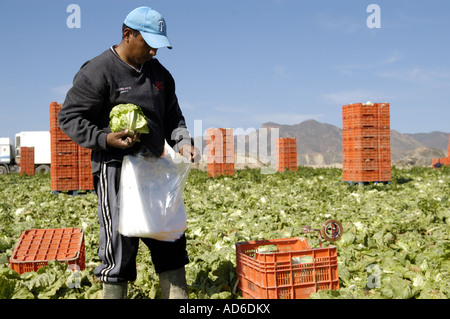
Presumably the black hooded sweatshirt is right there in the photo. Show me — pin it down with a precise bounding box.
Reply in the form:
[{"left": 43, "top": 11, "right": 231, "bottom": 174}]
[{"left": 58, "top": 47, "right": 192, "bottom": 174}]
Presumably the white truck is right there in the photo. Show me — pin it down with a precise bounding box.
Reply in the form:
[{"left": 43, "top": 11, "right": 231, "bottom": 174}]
[
  {"left": 0, "top": 137, "right": 14, "bottom": 174},
  {"left": 0, "top": 131, "right": 51, "bottom": 175}
]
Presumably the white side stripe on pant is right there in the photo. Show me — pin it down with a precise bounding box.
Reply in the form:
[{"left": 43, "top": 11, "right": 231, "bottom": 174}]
[{"left": 99, "top": 162, "right": 115, "bottom": 282}]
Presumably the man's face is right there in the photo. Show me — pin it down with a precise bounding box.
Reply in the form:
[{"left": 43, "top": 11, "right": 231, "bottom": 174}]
[{"left": 128, "top": 32, "right": 158, "bottom": 65}]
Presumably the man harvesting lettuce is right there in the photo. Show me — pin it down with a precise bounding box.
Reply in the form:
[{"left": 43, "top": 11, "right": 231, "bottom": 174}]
[{"left": 58, "top": 7, "right": 198, "bottom": 299}]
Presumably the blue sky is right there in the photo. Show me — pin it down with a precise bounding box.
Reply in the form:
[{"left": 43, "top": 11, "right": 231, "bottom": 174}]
[{"left": 0, "top": 0, "right": 449, "bottom": 140}]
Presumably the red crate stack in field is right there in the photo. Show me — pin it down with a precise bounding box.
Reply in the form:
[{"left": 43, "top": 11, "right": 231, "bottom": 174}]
[
  {"left": 206, "top": 128, "right": 235, "bottom": 177},
  {"left": 432, "top": 135, "right": 450, "bottom": 168},
  {"left": 275, "top": 138, "right": 297, "bottom": 172},
  {"left": 342, "top": 102, "right": 391, "bottom": 183},
  {"left": 19, "top": 147, "right": 35, "bottom": 176},
  {"left": 50, "top": 102, "right": 79, "bottom": 191},
  {"left": 49, "top": 102, "right": 94, "bottom": 192}
]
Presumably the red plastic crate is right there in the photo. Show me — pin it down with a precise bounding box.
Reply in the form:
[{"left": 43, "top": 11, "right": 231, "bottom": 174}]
[
  {"left": 78, "top": 177, "right": 94, "bottom": 191},
  {"left": 49, "top": 102, "right": 95, "bottom": 192},
  {"left": 49, "top": 102, "right": 63, "bottom": 130},
  {"left": 433, "top": 136, "right": 450, "bottom": 168},
  {"left": 50, "top": 178, "right": 80, "bottom": 191},
  {"left": 275, "top": 138, "right": 297, "bottom": 172},
  {"left": 235, "top": 237, "right": 339, "bottom": 299},
  {"left": 343, "top": 169, "right": 391, "bottom": 183},
  {"left": 51, "top": 162, "right": 79, "bottom": 191},
  {"left": 342, "top": 103, "right": 392, "bottom": 183},
  {"left": 77, "top": 145, "right": 92, "bottom": 164},
  {"left": 78, "top": 146, "right": 94, "bottom": 191},
  {"left": 10, "top": 228, "right": 85, "bottom": 274},
  {"left": 50, "top": 129, "right": 73, "bottom": 143},
  {"left": 19, "top": 147, "right": 35, "bottom": 176},
  {"left": 206, "top": 128, "right": 235, "bottom": 177},
  {"left": 52, "top": 152, "right": 79, "bottom": 166},
  {"left": 433, "top": 157, "right": 450, "bottom": 168},
  {"left": 51, "top": 164, "right": 79, "bottom": 178}
]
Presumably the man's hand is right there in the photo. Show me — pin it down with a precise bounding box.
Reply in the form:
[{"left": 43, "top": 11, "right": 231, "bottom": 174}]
[
  {"left": 179, "top": 144, "right": 200, "bottom": 163},
  {"left": 107, "top": 130, "right": 140, "bottom": 149}
]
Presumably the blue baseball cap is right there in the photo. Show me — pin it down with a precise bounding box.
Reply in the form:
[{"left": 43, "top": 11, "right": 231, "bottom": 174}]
[{"left": 124, "top": 7, "right": 172, "bottom": 49}]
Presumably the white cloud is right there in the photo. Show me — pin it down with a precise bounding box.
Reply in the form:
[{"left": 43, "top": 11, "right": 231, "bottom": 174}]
[
  {"left": 378, "top": 67, "right": 450, "bottom": 88},
  {"left": 382, "top": 50, "right": 403, "bottom": 65},
  {"left": 332, "top": 50, "right": 403, "bottom": 75}
]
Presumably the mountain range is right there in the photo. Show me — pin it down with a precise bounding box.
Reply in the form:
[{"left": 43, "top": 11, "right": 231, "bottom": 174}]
[{"left": 193, "top": 119, "right": 449, "bottom": 169}]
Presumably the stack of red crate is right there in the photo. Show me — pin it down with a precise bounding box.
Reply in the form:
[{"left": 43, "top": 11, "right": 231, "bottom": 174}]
[
  {"left": 49, "top": 102, "right": 95, "bottom": 192},
  {"left": 206, "top": 128, "right": 235, "bottom": 177},
  {"left": 275, "top": 138, "right": 297, "bottom": 172},
  {"left": 50, "top": 102, "right": 79, "bottom": 191},
  {"left": 432, "top": 135, "right": 450, "bottom": 168},
  {"left": 19, "top": 147, "right": 35, "bottom": 176},
  {"left": 342, "top": 103, "right": 391, "bottom": 183}
]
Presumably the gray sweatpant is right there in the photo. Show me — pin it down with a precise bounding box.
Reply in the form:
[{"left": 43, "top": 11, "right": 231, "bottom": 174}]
[{"left": 93, "top": 161, "right": 189, "bottom": 283}]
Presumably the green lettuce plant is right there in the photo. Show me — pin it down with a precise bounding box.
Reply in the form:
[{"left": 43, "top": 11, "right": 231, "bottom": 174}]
[{"left": 109, "top": 103, "right": 149, "bottom": 137}]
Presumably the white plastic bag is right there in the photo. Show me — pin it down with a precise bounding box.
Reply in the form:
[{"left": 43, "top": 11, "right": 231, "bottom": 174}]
[{"left": 118, "top": 144, "right": 191, "bottom": 241}]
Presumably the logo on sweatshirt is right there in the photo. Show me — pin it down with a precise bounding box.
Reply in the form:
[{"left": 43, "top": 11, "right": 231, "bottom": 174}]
[
  {"left": 155, "top": 81, "right": 165, "bottom": 91},
  {"left": 117, "top": 86, "right": 132, "bottom": 94}
]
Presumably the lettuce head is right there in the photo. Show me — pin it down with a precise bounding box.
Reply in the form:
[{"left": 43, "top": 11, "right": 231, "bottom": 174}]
[{"left": 109, "top": 103, "right": 149, "bottom": 136}]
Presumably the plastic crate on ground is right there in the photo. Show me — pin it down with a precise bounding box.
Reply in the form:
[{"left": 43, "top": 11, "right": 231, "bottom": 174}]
[
  {"left": 235, "top": 237, "right": 339, "bottom": 299},
  {"left": 9, "top": 228, "right": 85, "bottom": 274}
]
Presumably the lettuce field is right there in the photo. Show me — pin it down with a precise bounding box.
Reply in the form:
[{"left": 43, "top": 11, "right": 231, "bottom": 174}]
[{"left": 0, "top": 166, "right": 449, "bottom": 299}]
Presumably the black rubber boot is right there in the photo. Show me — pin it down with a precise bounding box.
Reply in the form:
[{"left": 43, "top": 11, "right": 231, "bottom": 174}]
[
  {"left": 159, "top": 267, "right": 189, "bottom": 299},
  {"left": 102, "top": 282, "right": 128, "bottom": 299}
]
